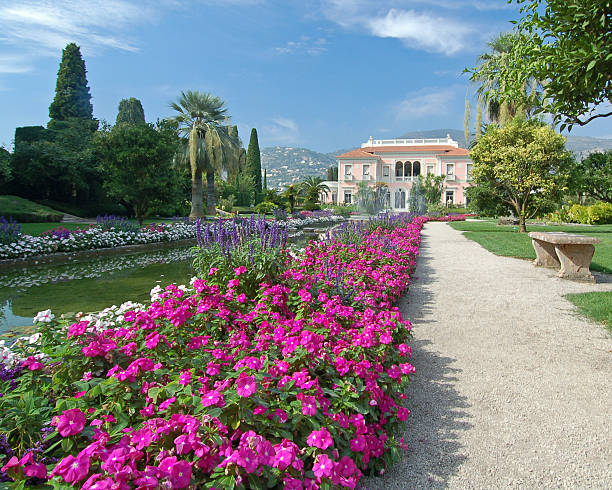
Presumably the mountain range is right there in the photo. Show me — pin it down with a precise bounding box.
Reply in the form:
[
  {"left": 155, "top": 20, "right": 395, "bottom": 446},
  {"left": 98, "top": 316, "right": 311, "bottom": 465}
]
[{"left": 261, "top": 129, "right": 612, "bottom": 190}]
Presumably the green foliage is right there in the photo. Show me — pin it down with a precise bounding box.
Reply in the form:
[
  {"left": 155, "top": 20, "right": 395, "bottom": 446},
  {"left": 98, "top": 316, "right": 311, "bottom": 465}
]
[
  {"left": 470, "top": 117, "right": 571, "bottom": 230},
  {"left": 217, "top": 195, "right": 235, "bottom": 212},
  {"left": 568, "top": 150, "right": 612, "bottom": 204},
  {"left": 487, "top": 0, "right": 611, "bottom": 131},
  {"left": 246, "top": 128, "right": 262, "bottom": 200},
  {"left": 283, "top": 185, "right": 299, "bottom": 214},
  {"left": 0, "top": 146, "right": 11, "bottom": 187},
  {"left": 328, "top": 205, "right": 353, "bottom": 218},
  {"left": 219, "top": 171, "right": 255, "bottom": 207},
  {"left": 96, "top": 122, "right": 181, "bottom": 225},
  {"left": 48, "top": 43, "right": 94, "bottom": 122},
  {"left": 420, "top": 173, "right": 446, "bottom": 207},
  {"left": 116, "top": 98, "right": 146, "bottom": 125},
  {"left": 14, "top": 126, "right": 48, "bottom": 146},
  {"left": 0, "top": 195, "right": 63, "bottom": 222},
  {"left": 11, "top": 118, "right": 102, "bottom": 206},
  {"left": 254, "top": 201, "right": 278, "bottom": 214},
  {"left": 465, "top": 183, "right": 513, "bottom": 217},
  {"left": 326, "top": 166, "right": 338, "bottom": 181},
  {"left": 299, "top": 176, "right": 329, "bottom": 208},
  {"left": 566, "top": 202, "right": 612, "bottom": 225}
]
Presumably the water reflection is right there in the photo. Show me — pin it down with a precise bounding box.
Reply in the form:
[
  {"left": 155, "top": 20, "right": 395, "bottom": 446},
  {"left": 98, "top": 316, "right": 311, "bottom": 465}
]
[{"left": 0, "top": 247, "right": 195, "bottom": 334}]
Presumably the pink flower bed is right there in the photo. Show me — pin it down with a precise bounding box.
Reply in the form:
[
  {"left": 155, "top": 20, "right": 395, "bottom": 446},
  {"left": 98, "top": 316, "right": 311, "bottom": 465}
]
[{"left": 1, "top": 216, "right": 427, "bottom": 489}]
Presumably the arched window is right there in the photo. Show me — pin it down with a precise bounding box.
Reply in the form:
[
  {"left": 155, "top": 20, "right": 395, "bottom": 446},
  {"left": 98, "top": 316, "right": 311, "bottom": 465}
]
[
  {"left": 395, "top": 162, "right": 403, "bottom": 177},
  {"left": 394, "top": 188, "right": 406, "bottom": 209},
  {"left": 403, "top": 162, "right": 410, "bottom": 177},
  {"left": 412, "top": 161, "right": 421, "bottom": 177}
]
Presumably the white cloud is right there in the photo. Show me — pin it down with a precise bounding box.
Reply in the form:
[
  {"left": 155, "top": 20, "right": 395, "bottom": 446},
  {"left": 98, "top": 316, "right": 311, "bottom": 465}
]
[
  {"left": 0, "top": 54, "right": 33, "bottom": 74},
  {"left": 394, "top": 86, "right": 456, "bottom": 120},
  {"left": 262, "top": 117, "right": 299, "bottom": 145},
  {"left": 275, "top": 36, "right": 328, "bottom": 55},
  {"left": 321, "top": 0, "right": 476, "bottom": 55},
  {"left": 367, "top": 9, "right": 472, "bottom": 55},
  {"left": 0, "top": 0, "right": 156, "bottom": 56}
]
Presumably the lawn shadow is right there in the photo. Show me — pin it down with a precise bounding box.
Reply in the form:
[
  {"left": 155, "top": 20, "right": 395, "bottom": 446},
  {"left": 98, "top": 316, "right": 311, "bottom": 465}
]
[{"left": 360, "top": 231, "right": 473, "bottom": 489}]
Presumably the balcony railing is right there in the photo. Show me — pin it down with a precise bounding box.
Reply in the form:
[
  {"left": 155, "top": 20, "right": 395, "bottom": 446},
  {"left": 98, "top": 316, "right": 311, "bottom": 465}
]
[
  {"left": 362, "top": 135, "right": 459, "bottom": 148},
  {"left": 446, "top": 174, "right": 455, "bottom": 181}
]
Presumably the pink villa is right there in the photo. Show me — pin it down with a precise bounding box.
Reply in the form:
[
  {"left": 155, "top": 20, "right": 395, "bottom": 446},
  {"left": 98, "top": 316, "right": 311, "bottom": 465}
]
[{"left": 322, "top": 135, "right": 473, "bottom": 210}]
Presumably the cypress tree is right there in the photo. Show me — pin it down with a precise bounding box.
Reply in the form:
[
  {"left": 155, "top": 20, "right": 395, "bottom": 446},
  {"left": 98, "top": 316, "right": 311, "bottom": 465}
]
[
  {"left": 116, "top": 98, "right": 146, "bottom": 125},
  {"left": 263, "top": 169, "right": 267, "bottom": 190},
  {"left": 246, "top": 128, "right": 262, "bottom": 198},
  {"left": 49, "top": 43, "right": 94, "bottom": 122}
]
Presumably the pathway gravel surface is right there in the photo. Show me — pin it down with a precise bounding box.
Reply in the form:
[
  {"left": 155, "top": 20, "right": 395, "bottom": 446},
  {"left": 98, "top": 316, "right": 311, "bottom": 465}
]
[{"left": 362, "top": 222, "right": 612, "bottom": 489}]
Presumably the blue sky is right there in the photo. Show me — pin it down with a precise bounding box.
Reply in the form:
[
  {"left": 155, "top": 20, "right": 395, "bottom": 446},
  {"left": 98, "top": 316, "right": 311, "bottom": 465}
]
[{"left": 1, "top": 0, "right": 611, "bottom": 153}]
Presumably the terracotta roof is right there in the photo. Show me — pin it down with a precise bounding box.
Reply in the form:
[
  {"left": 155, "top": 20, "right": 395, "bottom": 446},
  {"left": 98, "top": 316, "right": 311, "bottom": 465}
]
[
  {"left": 439, "top": 148, "right": 470, "bottom": 156},
  {"left": 336, "top": 149, "right": 381, "bottom": 159},
  {"left": 337, "top": 145, "right": 470, "bottom": 159}
]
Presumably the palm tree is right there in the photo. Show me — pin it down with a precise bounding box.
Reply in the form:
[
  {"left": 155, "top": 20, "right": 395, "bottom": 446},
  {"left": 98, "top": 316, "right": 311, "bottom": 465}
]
[
  {"left": 169, "top": 90, "right": 238, "bottom": 217},
  {"left": 299, "top": 176, "right": 330, "bottom": 206},
  {"left": 467, "top": 32, "right": 544, "bottom": 131}
]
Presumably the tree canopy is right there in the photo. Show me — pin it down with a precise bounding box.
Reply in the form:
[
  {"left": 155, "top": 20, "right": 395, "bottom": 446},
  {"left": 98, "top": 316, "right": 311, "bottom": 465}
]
[
  {"left": 479, "top": 0, "right": 611, "bottom": 131},
  {"left": 116, "top": 98, "right": 146, "bottom": 125},
  {"left": 246, "top": 128, "right": 262, "bottom": 200},
  {"left": 568, "top": 150, "right": 612, "bottom": 204},
  {"left": 49, "top": 43, "right": 94, "bottom": 123},
  {"left": 96, "top": 122, "right": 179, "bottom": 225},
  {"left": 470, "top": 117, "right": 571, "bottom": 231}
]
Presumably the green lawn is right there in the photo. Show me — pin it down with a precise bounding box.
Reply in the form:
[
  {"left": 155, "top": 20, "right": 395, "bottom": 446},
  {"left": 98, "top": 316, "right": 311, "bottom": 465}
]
[
  {"left": 448, "top": 220, "right": 612, "bottom": 274},
  {"left": 0, "top": 195, "right": 63, "bottom": 223},
  {"left": 565, "top": 292, "right": 612, "bottom": 333},
  {"left": 20, "top": 223, "right": 87, "bottom": 236}
]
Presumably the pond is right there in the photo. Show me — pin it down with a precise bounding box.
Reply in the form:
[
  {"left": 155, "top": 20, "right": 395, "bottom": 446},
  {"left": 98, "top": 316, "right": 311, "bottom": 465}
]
[
  {"left": 0, "top": 247, "right": 195, "bottom": 335},
  {"left": 0, "top": 224, "right": 334, "bottom": 336}
]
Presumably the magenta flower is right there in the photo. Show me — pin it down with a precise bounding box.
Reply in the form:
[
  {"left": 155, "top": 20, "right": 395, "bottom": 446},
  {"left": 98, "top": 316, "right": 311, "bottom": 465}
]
[
  {"left": 55, "top": 408, "right": 86, "bottom": 437},
  {"left": 350, "top": 435, "right": 366, "bottom": 452},
  {"left": 179, "top": 370, "right": 192, "bottom": 386},
  {"left": 236, "top": 375, "right": 257, "bottom": 397},
  {"left": 169, "top": 460, "right": 192, "bottom": 488},
  {"left": 201, "top": 390, "right": 224, "bottom": 407},
  {"left": 313, "top": 453, "right": 333, "bottom": 478},
  {"left": 237, "top": 447, "right": 258, "bottom": 474},
  {"left": 397, "top": 407, "right": 410, "bottom": 421},
  {"left": 52, "top": 454, "right": 90, "bottom": 483},
  {"left": 132, "top": 427, "right": 153, "bottom": 450},
  {"left": 21, "top": 356, "right": 44, "bottom": 371},
  {"left": 300, "top": 395, "right": 317, "bottom": 416},
  {"left": 257, "top": 439, "right": 275, "bottom": 466},
  {"left": 307, "top": 427, "right": 333, "bottom": 449},
  {"left": 234, "top": 266, "right": 247, "bottom": 276}
]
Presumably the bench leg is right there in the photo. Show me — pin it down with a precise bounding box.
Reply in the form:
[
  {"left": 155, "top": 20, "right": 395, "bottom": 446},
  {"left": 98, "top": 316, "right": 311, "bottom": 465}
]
[
  {"left": 532, "top": 239, "right": 560, "bottom": 268},
  {"left": 554, "top": 244, "right": 596, "bottom": 282}
]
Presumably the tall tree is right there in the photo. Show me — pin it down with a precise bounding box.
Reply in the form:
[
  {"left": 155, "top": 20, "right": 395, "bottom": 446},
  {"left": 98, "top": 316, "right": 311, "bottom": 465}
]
[
  {"left": 96, "top": 122, "right": 180, "bottom": 224},
  {"left": 169, "top": 91, "right": 238, "bottom": 217},
  {"left": 492, "top": 0, "right": 611, "bottom": 131},
  {"left": 299, "top": 176, "right": 330, "bottom": 209},
  {"left": 470, "top": 118, "right": 571, "bottom": 232},
  {"left": 116, "top": 98, "right": 146, "bottom": 125},
  {"left": 48, "top": 43, "right": 95, "bottom": 127},
  {"left": 246, "top": 128, "right": 262, "bottom": 200},
  {"left": 263, "top": 169, "right": 267, "bottom": 190},
  {"left": 466, "top": 32, "right": 542, "bottom": 128}
]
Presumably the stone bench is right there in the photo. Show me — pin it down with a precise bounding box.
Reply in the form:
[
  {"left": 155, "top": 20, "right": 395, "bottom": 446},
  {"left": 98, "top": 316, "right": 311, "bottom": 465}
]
[{"left": 528, "top": 231, "right": 601, "bottom": 282}]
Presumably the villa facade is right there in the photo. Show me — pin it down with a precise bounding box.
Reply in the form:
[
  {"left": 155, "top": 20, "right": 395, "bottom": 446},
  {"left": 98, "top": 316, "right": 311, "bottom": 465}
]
[{"left": 322, "top": 135, "right": 473, "bottom": 210}]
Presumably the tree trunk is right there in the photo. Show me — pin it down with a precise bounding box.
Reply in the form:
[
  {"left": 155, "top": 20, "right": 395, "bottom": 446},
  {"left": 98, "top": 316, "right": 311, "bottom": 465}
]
[
  {"left": 519, "top": 214, "right": 527, "bottom": 233},
  {"left": 190, "top": 167, "right": 204, "bottom": 219},
  {"left": 206, "top": 169, "right": 216, "bottom": 216}
]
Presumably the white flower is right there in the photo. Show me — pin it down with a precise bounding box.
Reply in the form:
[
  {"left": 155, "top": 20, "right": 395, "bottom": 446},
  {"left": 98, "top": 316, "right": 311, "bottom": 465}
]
[{"left": 33, "top": 309, "right": 55, "bottom": 323}]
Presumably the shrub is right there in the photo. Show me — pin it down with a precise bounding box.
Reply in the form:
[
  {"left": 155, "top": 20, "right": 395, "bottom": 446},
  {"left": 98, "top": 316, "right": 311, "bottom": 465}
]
[
  {"left": 254, "top": 201, "right": 278, "bottom": 214},
  {"left": 566, "top": 202, "right": 612, "bottom": 224}
]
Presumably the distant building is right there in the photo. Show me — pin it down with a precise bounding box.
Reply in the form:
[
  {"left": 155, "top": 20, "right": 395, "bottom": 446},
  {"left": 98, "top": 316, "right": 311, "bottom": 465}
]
[{"left": 321, "top": 135, "right": 473, "bottom": 209}]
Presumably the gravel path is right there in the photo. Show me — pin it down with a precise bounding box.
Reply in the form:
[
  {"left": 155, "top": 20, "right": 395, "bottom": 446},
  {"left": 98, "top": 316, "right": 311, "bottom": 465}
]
[{"left": 363, "top": 222, "right": 612, "bottom": 489}]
